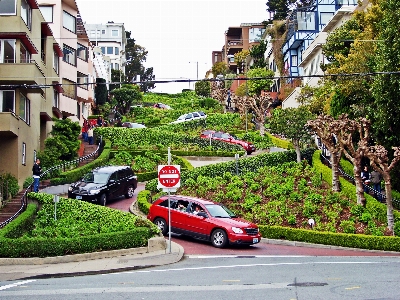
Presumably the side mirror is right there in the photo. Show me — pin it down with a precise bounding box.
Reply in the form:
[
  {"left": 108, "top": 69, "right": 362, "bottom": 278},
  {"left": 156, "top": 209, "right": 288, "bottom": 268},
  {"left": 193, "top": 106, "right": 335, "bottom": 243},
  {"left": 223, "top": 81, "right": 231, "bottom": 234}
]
[{"left": 197, "top": 212, "right": 208, "bottom": 218}]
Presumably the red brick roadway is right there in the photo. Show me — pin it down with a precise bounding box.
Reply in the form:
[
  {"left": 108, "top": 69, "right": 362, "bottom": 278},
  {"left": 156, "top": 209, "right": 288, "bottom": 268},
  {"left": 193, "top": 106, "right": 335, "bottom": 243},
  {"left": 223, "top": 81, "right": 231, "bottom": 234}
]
[{"left": 108, "top": 183, "right": 400, "bottom": 257}]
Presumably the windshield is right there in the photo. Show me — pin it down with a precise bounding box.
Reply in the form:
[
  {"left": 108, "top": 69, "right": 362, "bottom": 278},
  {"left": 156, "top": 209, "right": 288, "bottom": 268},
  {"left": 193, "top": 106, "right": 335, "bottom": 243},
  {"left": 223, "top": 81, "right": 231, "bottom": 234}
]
[
  {"left": 83, "top": 172, "right": 110, "bottom": 184},
  {"left": 205, "top": 204, "right": 236, "bottom": 218}
]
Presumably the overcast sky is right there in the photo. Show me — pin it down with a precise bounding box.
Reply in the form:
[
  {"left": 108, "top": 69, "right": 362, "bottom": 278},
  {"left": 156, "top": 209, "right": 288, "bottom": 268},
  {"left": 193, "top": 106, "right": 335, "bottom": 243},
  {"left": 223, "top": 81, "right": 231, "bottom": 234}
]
[{"left": 77, "top": 0, "right": 268, "bottom": 93}]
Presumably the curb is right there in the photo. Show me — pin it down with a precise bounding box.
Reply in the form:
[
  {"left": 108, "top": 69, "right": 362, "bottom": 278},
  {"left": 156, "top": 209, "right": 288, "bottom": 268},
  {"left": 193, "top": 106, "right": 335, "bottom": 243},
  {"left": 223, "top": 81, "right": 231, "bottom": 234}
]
[
  {"left": 261, "top": 238, "right": 400, "bottom": 254},
  {"left": 0, "top": 237, "right": 167, "bottom": 266}
]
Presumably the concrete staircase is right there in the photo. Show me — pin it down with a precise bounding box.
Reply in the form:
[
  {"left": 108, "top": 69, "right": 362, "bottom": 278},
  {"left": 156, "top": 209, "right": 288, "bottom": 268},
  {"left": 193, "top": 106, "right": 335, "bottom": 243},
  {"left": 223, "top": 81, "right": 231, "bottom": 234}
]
[
  {"left": 0, "top": 190, "right": 27, "bottom": 225},
  {"left": 0, "top": 141, "right": 99, "bottom": 228}
]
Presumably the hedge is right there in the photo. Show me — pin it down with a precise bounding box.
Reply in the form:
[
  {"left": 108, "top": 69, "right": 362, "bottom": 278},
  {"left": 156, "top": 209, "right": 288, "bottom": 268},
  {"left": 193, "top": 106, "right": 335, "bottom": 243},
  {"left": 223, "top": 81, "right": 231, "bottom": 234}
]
[
  {"left": 50, "top": 140, "right": 112, "bottom": 185},
  {"left": 266, "top": 132, "right": 293, "bottom": 149},
  {"left": 145, "top": 148, "right": 315, "bottom": 192},
  {"left": 259, "top": 225, "right": 400, "bottom": 252},
  {"left": 0, "top": 227, "right": 152, "bottom": 258}
]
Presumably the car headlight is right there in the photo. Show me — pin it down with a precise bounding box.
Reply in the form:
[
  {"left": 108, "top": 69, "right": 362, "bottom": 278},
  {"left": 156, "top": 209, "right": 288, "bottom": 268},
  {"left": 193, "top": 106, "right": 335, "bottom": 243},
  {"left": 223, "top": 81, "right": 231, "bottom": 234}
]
[
  {"left": 89, "top": 189, "right": 101, "bottom": 195},
  {"left": 232, "top": 227, "right": 244, "bottom": 234},
  {"left": 68, "top": 186, "right": 73, "bottom": 191}
]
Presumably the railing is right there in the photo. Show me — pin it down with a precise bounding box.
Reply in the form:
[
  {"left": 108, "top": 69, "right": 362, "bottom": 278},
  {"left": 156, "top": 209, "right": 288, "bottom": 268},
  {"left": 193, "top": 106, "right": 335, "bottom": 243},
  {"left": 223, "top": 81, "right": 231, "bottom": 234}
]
[
  {"left": 320, "top": 152, "right": 400, "bottom": 208},
  {"left": 0, "top": 136, "right": 103, "bottom": 229}
]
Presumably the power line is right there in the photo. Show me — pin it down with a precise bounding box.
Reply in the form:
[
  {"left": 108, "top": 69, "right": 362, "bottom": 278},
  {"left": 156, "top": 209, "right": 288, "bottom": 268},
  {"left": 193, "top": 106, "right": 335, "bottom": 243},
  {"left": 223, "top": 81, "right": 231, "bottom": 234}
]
[{"left": 1, "top": 70, "right": 399, "bottom": 89}]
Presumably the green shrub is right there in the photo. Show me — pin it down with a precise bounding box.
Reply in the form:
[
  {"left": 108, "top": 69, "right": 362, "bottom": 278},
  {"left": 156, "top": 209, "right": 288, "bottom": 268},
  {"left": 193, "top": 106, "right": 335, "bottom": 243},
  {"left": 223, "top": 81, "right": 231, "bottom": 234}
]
[{"left": 0, "top": 172, "right": 20, "bottom": 199}]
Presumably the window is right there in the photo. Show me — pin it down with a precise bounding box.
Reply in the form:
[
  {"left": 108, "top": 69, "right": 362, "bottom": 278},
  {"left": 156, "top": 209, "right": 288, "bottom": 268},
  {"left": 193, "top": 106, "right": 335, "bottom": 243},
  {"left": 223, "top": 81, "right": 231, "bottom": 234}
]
[
  {"left": 320, "top": 12, "right": 334, "bottom": 26},
  {"left": 111, "top": 29, "right": 118, "bottom": 37},
  {"left": 0, "top": 0, "right": 16, "bottom": 14},
  {"left": 62, "top": 78, "right": 76, "bottom": 99},
  {"left": 53, "top": 51, "right": 59, "bottom": 73},
  {"left": 63, "top": 44, "right": 76, "bottom": 65},
  {"left": 114, "top": 47, "right": 119, "bottom": 55},
  {"left": 21, "top": 0, "right": 32, "bottom": 29},
  {"left": 297, "top": 11, "right": 316, "bottom": 31},
  {"left": 53, "top": 89, "right": 59, "bottom": 108},
  {"left": 106, "top": 47, "right": 113, "bottom": 55},
  {"left": 100, "top": 46, "right": 105, "bottom": 54},
  {"left": 77, "top": 102, "right": 80, "bottom": 119},
  {"left": 77, "top": 43, "right": 87, "bottom": 61},
  {"left": 114, "top": 62, "right": 119, "bottom": 70},
  {"left": 22, "top": 142, "right": 26, "bottom": 165},
  {"left": 0, "top": 90, "right": 15, "bottom": 113},
  {"left": 0, "top": 39, "right": 16, "bottom": 63},
  {"left": 33, "top": 150, "right": 37, "bottom": 163},
  {"left": 101, "top": 29, "right": 106, "bottom": 34},
  {"left": 19, "top": 93, "right": 30, "bottom": 124},
  {"left": 63, "top": 11, "right": 76, "bottom": 33},
  {"left": 292, "top": 55, "right": 298, "bottom": 66},
  {"left": 20, "top": 43, "right": 31, "bottom": 63},
  {"left": 39, "top": 5, "right": 53, "bottom": 22},
  {"left": 77, "top": 71, "right": 88, "bottom": 89}
]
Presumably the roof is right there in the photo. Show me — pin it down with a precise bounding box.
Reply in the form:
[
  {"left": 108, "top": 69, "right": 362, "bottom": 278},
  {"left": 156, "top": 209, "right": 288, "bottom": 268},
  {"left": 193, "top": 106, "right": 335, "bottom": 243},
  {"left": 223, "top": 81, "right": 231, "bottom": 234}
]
[
  {"left": 162, "top": 195, "right": 215, "bottom": 205},
  {"left": 93, "top": 166, "right": 131, "bottom": 173}
]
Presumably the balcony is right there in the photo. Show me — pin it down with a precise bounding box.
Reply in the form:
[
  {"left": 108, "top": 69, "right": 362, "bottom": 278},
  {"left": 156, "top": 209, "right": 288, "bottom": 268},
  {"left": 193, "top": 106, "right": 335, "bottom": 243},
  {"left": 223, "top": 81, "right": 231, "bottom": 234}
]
[
  {"left": 0, "top": 112, "right": 19, "bottom": 137},
  {"left": 0, "top": 62, "right": 45, "bottom": 92}
]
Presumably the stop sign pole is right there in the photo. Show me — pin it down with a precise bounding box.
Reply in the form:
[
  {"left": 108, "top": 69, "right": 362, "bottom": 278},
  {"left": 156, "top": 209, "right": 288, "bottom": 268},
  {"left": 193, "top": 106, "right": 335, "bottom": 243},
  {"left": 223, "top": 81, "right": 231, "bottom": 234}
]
[{"left": 157, "top": 148, "right": 181, "bottom": 253}]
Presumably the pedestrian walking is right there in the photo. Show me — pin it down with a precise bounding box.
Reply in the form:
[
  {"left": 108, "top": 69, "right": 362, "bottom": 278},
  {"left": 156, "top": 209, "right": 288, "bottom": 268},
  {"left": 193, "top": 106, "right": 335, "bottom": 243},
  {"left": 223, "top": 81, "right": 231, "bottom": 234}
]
[
  {"left": 32, "top": 158, "right": 41, "bottom": 192},
  {"left": 81, "top": 116, "right": 89, "bottom": 142},
  {"left": 370, "top": 169, "right": 383, "bottom": 201},
  {"left": 361, "top": 166, "right": 370, "bottom": 193},
  {"left": 227, "top": 90, "right": 231, "bottom": 108},
  {"left": 87, "top": 126, "right": 94, "bottom": 145}
]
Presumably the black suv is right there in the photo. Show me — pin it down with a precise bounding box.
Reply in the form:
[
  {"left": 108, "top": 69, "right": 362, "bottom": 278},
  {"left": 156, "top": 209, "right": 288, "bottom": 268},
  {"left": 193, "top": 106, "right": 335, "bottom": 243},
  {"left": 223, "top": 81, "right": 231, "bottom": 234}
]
[{"left": 68, "top": 166, "right": 138, "bottom": 206}]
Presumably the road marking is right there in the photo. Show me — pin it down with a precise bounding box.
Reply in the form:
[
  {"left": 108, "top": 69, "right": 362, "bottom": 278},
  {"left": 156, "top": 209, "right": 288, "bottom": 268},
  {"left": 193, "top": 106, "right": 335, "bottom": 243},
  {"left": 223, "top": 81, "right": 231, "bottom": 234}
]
[
  {"left": 222, "top": 280, "right": 240, "bottom": 282},
  {"left": 107, "top": 260, "right": 390, "bottom": 276},
  {"left": 0, "top": 280, "right": 36, "bottom": 291},
  {"left": 345, "top": 286, "right": 361, "bottom": 290}
]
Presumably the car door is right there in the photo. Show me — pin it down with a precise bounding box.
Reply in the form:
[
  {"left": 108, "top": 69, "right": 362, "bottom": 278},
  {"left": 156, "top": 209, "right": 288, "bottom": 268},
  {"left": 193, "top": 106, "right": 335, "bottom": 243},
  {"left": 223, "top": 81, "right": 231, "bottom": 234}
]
[
  {"left": 107, "top": 171, "right": 120, "bottom": 199},
  {"left": 170, "top": 198, "right": 190, "bottom": 234},
  {"left": 183, "top": 201, "right": 210, "bottom": 240},
  {"left": 117, "top": 169, "right": 129, "bottom": 197}
]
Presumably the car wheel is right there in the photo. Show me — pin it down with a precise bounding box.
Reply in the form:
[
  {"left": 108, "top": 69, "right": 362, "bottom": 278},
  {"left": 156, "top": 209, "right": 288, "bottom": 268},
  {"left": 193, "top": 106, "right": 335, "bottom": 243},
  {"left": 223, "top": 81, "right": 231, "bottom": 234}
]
[
  {"left": 98, "top": 194, "right": 107, "bottom": 206},
  {"left": 125, "top": 185, "right": 135, "bottom": 198},
  {"left": 211, "top": 229, "right": 228, "bottom": 248},
  {"left": 154, "top": 217, "right": 168, "bottom": 235},
  {"left": 247, "top": 150, "right": 253, "bottom": 155}
]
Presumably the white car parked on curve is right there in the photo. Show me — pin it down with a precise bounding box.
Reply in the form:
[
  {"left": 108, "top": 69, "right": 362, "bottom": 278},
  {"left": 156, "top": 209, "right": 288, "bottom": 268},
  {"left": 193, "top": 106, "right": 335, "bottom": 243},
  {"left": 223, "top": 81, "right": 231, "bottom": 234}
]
[{"left": 170, "top": 111, "right": 207, "bottom": 124}]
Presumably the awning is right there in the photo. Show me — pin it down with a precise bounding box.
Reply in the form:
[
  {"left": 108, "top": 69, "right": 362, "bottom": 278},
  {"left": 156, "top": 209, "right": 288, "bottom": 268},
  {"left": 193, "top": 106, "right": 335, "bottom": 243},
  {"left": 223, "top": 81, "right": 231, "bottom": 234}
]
[
  {"left": 40, "top": 112, "right": 52, "bottom": 122},
  {"left": 0, "top": 33, "right": 38, "bottom": 54},
  {"left": 52, "top": 81, "right": 64, "bottom": 93},
  {"left": 53, "top": 43, "right": 63, "bottom": 57}
]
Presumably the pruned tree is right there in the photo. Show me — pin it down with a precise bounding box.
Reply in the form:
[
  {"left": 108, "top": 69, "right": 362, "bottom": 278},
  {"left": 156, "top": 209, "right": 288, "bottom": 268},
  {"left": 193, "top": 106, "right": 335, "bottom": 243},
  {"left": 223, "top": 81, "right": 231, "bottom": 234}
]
[
  {"left": 334, "top": 115, "right": 371, "bottom": 206},
  {"left": 306, "top": 114, "right": 343, "bottom": 192},
  {"left": 361, "top": 145, "right": 400, "bottom": 234},
  {"left": 210, "top": 81, "right": 228, "bottom": 113},
  {"left": 270, "top": 107, "right": 315, "bottom": 162},
  {"left": 232, "top": 93, "right": 274, "bottom": 136}
]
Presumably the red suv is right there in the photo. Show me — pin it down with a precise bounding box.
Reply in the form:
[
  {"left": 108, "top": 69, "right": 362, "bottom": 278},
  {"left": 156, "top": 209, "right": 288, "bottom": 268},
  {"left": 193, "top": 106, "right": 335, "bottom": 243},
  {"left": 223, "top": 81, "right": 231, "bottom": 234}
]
[
  {"left": 147, "top": 195, "right": 261, "bottom": 248},
  {"left": 200, "top": 130, "right": 256, "bottom": 155}
]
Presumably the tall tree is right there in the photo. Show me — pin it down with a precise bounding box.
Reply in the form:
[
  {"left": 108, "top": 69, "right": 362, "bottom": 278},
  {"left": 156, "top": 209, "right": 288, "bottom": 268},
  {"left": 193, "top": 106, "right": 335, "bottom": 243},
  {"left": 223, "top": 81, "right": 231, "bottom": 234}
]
[
  {"left": 110, "top": 84, "right": 142, "bottom": 115},
  {"left": 246, "top": 67, "right": 275, "bottom": 96},
  {"left": 269, "top": 107, "right": 315, "bottom": 162},
  {"left": 249, "top": 40, "right": 267, "bottom": 69},
  {"left": 124, "top": 31, "right": 155, "bottom": 92}
]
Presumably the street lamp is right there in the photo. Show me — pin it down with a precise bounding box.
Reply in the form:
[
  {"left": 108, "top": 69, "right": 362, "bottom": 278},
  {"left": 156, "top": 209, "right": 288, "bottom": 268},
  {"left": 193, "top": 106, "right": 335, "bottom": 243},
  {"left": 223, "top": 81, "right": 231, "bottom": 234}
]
[{"left": 119, "top": 50, "right": 125, "bottom": 88}]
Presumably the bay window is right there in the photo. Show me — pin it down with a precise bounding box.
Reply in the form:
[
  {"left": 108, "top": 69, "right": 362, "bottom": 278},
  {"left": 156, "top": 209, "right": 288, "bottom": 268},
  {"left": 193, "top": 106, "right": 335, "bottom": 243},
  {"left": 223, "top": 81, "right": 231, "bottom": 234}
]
[
  {"left": 0, "top": 39, "right": 16, "bottom": 63},
  {"left": 19, "top": 93, "right": 30, "bottom": 124},
  {"left": 0, "top": 0, "right": 16, "bottom": 14},
  {"left": 0, "top": 90, "right": 15, "bottom": 113},
  {"left": 63, "top": 10, "right": 76, "bottom": 33}
]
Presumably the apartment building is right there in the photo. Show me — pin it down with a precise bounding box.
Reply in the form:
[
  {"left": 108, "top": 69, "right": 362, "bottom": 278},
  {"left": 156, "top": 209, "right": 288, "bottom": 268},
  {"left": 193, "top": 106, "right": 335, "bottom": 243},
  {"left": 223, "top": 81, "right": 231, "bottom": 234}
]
[
  {"left": 84, "top": 21, "right": 126, "bottom": 83},
  {"left": 212, "top": 23, "right": 265, "bottom": 75},
  {"left": 37, "top": 0, "right": 94, "bottom": 122},
  {"left": 0, "top": 0, "right": 62, "bottom": 186}
]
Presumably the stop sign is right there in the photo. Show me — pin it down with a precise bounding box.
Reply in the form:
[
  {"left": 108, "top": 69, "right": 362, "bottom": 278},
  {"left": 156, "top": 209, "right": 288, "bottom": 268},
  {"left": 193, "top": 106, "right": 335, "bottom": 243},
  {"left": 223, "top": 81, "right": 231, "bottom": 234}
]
[{"left": 158, "top": 165, "right": 181, "bottom": 188}]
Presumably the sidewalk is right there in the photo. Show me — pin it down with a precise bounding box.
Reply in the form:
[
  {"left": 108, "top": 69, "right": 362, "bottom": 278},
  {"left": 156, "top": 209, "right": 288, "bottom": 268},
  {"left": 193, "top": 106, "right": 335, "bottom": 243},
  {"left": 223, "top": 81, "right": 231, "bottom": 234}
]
[{"left": 0, "top": 238, "right": 184, "bottom": 281}]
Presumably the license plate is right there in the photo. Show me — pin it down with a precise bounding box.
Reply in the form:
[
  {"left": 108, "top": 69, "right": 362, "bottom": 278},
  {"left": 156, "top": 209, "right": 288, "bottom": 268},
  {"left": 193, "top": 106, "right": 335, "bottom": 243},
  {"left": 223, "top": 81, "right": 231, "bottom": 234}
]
[
  {"left": 253, "top": 238, "right": 259, "bottom": 244},
  {"left": 76, "top": 195, "right": 82, "bottom": 200}
]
